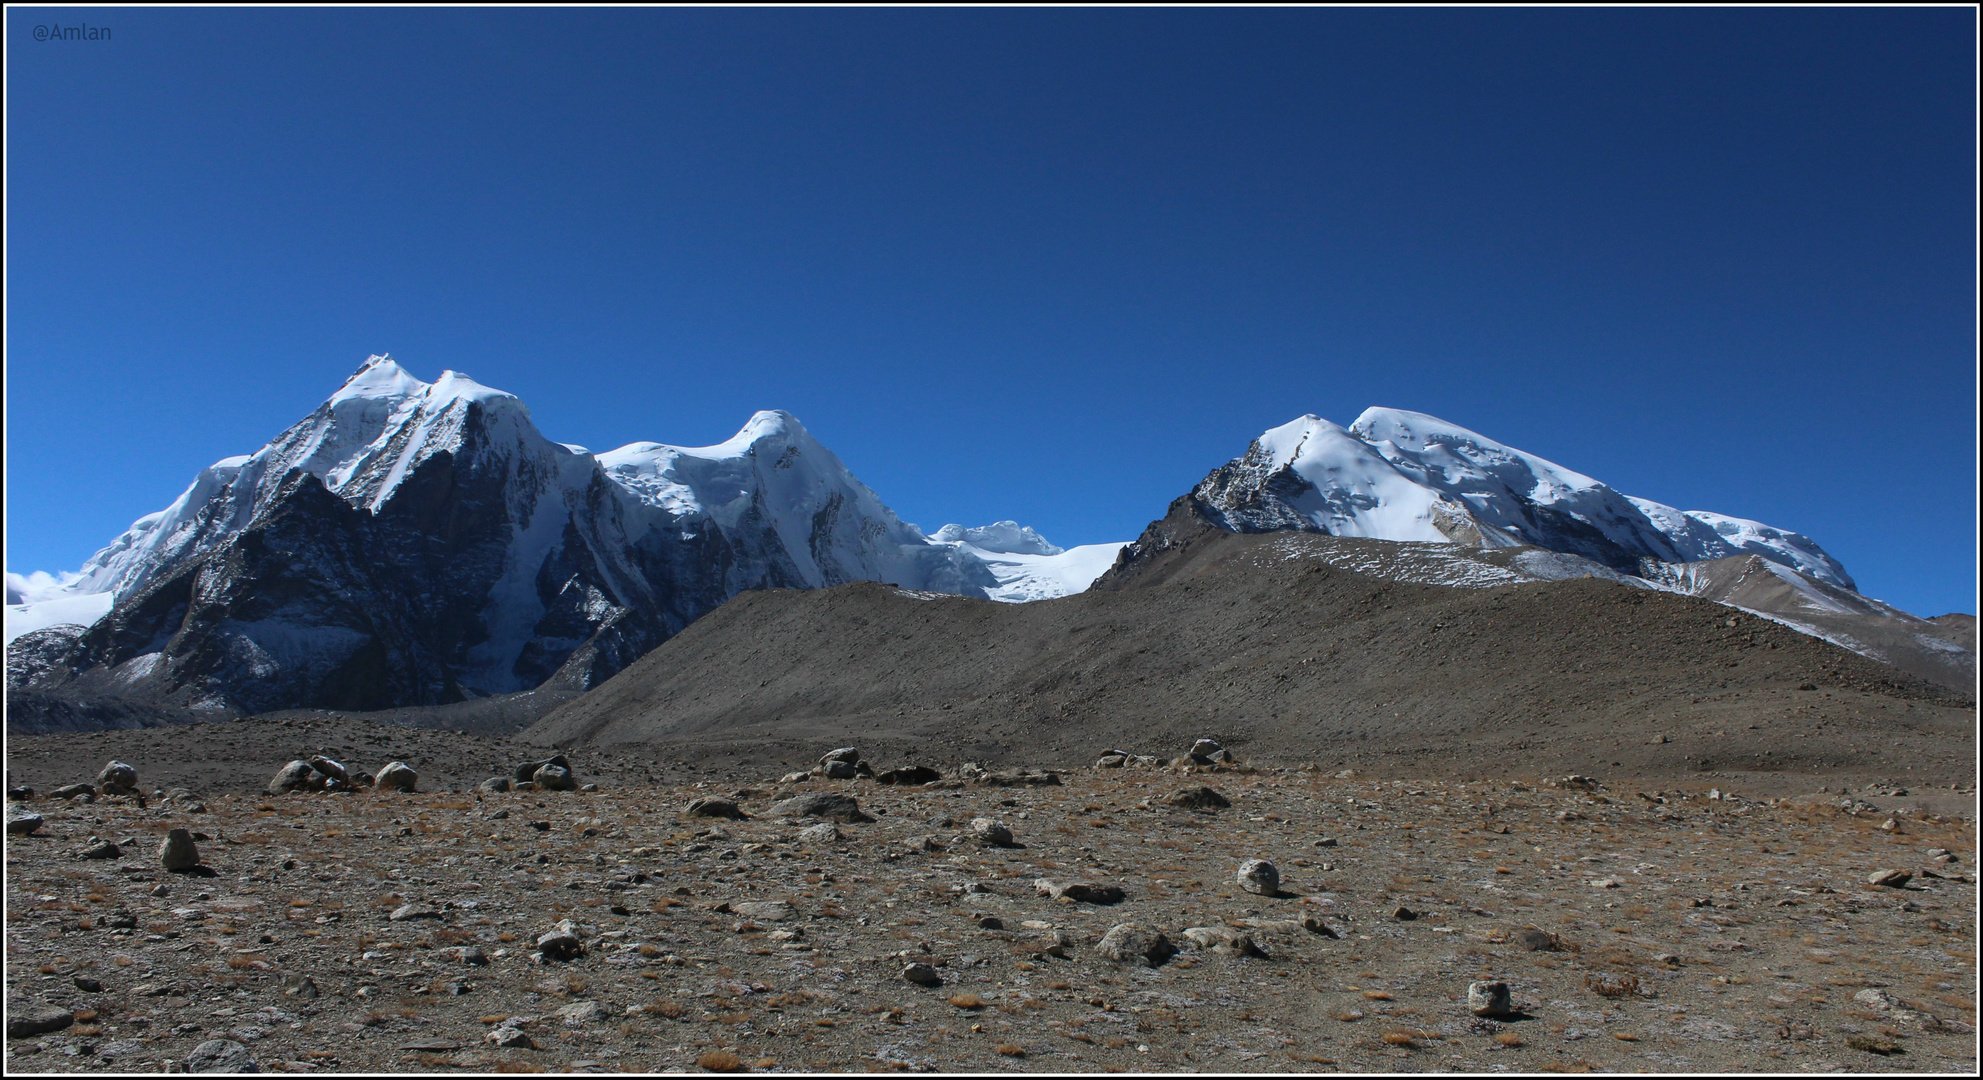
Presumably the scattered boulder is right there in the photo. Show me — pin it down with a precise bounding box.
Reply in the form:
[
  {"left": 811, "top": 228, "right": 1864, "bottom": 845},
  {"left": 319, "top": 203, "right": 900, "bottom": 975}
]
[
  {"left": 876, "top": 766, "right": 943, "bottom": 786},
  {"left": 537, "top": 919, "right": 585, "bottom": 961},
  {"left": 974, "top": 769, "right": 1062, "bottom": 787},
  {"left": 685, "top": 797, "right": 748, "bottom": 820},
  {"left": 533, "top": 764, "right": 577, "bottom": 791},
  {"left": 281, "top": 974, "right": 319, "bottom": 1000},
  {"left": 307, "top": 756, "right": 348, "bottom": 784},
  {"left": 1468, "top": 980, "right": 1514, "bottom": 1017},
  {"left": 1868, "top": 869, "right": 1913, "bottom": 889},
  {"left": 970, "top": 818, "right": 1015, "bottom": 846},
  {"left": 478, "top": 777, "right": 514, "bottom": 793},
  {"left": 268, "top": 761, "right": 323, "bottom": 795},
  {"left": 1169, "top": 786, "right": 1230, "bottom": 810},
  {"left": 1187, "top": 739, "right": 1233, "bottom": 765},
  {"left": 1095, "top": 753, "right": 1128, "bottom": 769},
  {"left": 902, "top": 963, "right": 943, "bottom": 987},
  {"left": 1181, "top": 926, "right": 1265, "bottom": 957},
  {"left": 375, "top": 762, "right": 418, "bottom": 793},
  {"left": 79, "top": 840, "right": 122, "bottom": 860},
  {"left": 50, "top": 782, "right": 95, "bottom": 801},
  {"left": 796, "top": 823, "right": 840, "bottom": 845},
  {"left": 159, "top": 828, "right": 201, "bottom": 871},
  {"left": 821, "top": 760, "right": 860, "bottom": 780},
  {"left": 514, "top": 754, "right": 572, "bottom": 782},
  {"left": 766, "top": 792, "right": 873, "bottom": 823},
  {"left": 6, "top": 804, "right": 44, "bottom": 836},
  {"left": 732, "top": 901, "right": 797, "bottom": 922},
  {"left": 820, "top": 747, "right": 861, "bottom": 766},
  {"left": 185, "top": 1037, "right": 258, "bottom": 1073},
  {"left": 7, "top": 1004, "right": 74, "bottom": 1038},
  {"left": 97, "top": 760, "right": 139, "bottom": 794},
  {"left": 1095, "top": 923, "right": 1176, "bottom": 967},
  {"left": 556, "top": 1000, "right": 607, "bottom": 1026},
  {"left": 486, "top": 1023, "right": 535, "bottom": 1049},
  {"left": 1236, "top": 859, "right": 1280, "bottom": 896},
  {"left": 1035, "top": 879, "right": 1126, "bottom": 905},
  {"left": 5, "top": 786, "right": 30, "bottom": 801}
]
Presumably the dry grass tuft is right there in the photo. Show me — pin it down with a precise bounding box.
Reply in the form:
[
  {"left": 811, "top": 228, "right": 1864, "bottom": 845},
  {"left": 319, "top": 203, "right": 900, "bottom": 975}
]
[
  {"left": 695, "top": 1049, "right": 744, "bottom": 1072},
  {"left": 1361, "top": 989, "right": 1394, "bottom": 1000},
  {"left": 1583, "top": 972, "right": 1639, "bottom": 998},
  {"left": 648, "top": 1000, "right": 686, "bottom": 1019},
  {"left": 1494, "top": 1031, "right": 1524, "bottom": 1048},
  {"left": 995, "top": 1043, "right": 1026, "bottom": 1057},
  {"left": 947, "top": 993, "right": 985, "bottom": 1009}
]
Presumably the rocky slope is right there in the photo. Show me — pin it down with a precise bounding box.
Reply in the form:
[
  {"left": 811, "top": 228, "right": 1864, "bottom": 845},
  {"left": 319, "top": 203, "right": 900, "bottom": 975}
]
[
  {"left": 522, "top": 507, "right": 1972, "bottom": 785},
  {"left": 7, "top": 358, "right": 1048, "bottom": 723}
]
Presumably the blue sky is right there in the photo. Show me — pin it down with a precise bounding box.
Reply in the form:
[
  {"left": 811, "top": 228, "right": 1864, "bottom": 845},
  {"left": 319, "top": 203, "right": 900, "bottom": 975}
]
[{"left": 6, "top": 7, "right": 1977, "bottom": 616}]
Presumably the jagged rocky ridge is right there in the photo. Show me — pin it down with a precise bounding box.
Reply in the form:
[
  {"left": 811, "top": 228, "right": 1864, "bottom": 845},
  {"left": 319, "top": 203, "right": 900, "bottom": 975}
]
[{"left": 8, "top": 357, "right": 1028, "bottom": 715}]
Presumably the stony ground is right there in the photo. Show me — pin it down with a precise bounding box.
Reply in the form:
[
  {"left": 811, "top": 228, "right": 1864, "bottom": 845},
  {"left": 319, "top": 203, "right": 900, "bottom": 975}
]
[{"left": 5, "top": 748, "right": 1978, "bottom": 1074}]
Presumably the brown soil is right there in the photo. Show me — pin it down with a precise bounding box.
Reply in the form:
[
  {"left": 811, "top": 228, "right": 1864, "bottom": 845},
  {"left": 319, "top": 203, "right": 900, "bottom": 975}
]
[{"left": 4, "top": 756, "right": 1975, "bottom": 1074}]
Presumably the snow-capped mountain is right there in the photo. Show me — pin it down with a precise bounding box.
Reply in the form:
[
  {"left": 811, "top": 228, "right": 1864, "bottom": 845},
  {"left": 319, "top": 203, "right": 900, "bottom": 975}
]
[
  {"left": 1190, "top": 408, "right": 1855, "bottom": 589},
  {"left": 926, "top": 521, "right": 1129, "bottom": 604},
  {"left": 8, "top": 356, "right": 1101, "bottom": 714}
]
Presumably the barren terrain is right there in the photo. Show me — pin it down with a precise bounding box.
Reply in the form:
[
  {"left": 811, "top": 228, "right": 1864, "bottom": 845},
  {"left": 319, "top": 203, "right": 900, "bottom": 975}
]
[{"left": 5, "top": 728, "right": 1977, "bottom": 1073}]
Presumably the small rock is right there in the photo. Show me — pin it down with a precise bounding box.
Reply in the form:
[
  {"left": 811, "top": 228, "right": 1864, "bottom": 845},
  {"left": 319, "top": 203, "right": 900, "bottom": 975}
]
[
  {"left": 514, "top": 754, "right": 572, "bottom": 782},
  {"left": 98, "top": 760, "right": 139, "bottom": 791},
  {"left": 556, "top": 1000, "right": 606, "bottom": 1026},
  {"left": 537, "top": 920, "right": 585, "bottom": 961},
  {"left": 477, "top": 777, "right": 514, "bottom": 794},
  {"left": 1515, "top": 929, "right": 1559, "bottom": 951},
  {"left": 876, "top": 765, "right": 943, "bottom": 785},
  {"left": 159, "top": 829, "right": 200, "bottom": 871},
  {"left": 1392, "top": 906, "right": 1418, "bottom": 921},
  {"left": 821, "top": 760, "right": 860, "bottom": 780},
  {"left": 685, "top": 798, "right": 748, "bottom": 820},
  {"left": 977, "top": 916, "right": 1005, "bottom": 930},
  {"left": 306, "top": 756, "right": 348, "bottom": 784},
  {"left": 375, "top": 762, "right": 417, "bottom": 793},
  {"left": 1467, "top": 980, "right": 1513, "bottom": 1017},
  {"left": 969, "top": 818, "right": 1014, "bottom": 846},
  {"left": 1095, "top": 923, "right": 1176, "bottom": 967},
  {"left": 79, "top": 841, "right": 123, "bottom": 860},
  {"left": 1868, "top": 869, "right": 1913, "bottom": 888},
  {"left": 73, "top": 975, "right": 104, "bottom": 993},
  {"left": 1181, "top": 926, "right": 1265, "bottom": 957},
  {"left": 267, "top": 761, "right": 322, "bottom": 795},
  {"left": 533, "top": 764, "right": 577, "bottom": 791},
  {"left": 1034, "top": 879, "right": 1125, "bottom": 904},
  {"left": 1095, "top": 754, "right": 1128, "bottom": 769},
  {"left": 281, "top": 975, "right": 318, "bottom": 1000},
  {"left": 766, "top": 792, "right": 872, "bottom": 823},
  {"left": 796, "top": 823, "right": 840, "bottom": 845},
  {"left": 778, "top": 771, "right": 813, "bottom": 784},
  {"left": 820, "top": 747, "right": 862, "bottom": 766},
  {"left": 902, "top": 963, "right": 943, "bottom": 987},
  {"left": 389, "top": 903, "right": 441, "bottom": 922},
  {"left": 5, "top": 785, "right": 30, "bottom": 801},
  {"left": 1168, "top": 787, "right": 1231, "bottom": 810},
  {"left": 1878, "top": 819, "right": 1901, "bottom": 833},
  {"left": 578, "top": 784, "right": 598, "bottom": 793},
  {"left": 454, "top": 946, "right": 489, "bottom": 966},
  {"left": 1236, "top": 859, "right": 1279, "bottom": 896},
  {"left": 1313, "top": 837, "right": 1338, "bottom": 847},
  {"left": 8, "top": 1005, "right": 75, "bottom": 1038},
  {"left": 486, "top": 1024, "right": 535, "bottom": 1049},
  {"left": 6, "top": 804, "right": 45, "bottom": 835},
  {"left": 1589, "top": 877, "right": 1621, "bottom": 889},
  {"left": 50, "top": 782, "right": 95, "bottom": 801},
  {"left": 185, "top": 1038, "right": 258, "bottom": 1073},
  {"left": 732, "top": 901, "right": 797, "bottom": 922}
]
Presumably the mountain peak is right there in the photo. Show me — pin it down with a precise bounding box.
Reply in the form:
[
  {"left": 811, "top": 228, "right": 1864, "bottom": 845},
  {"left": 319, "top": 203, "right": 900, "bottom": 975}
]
[{"left": 332, "top": 354, "right": 428, "bottom": 404}]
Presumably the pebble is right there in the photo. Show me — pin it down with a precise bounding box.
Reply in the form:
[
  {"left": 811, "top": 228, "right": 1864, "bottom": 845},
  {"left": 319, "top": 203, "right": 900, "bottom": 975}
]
[
  {"left": 389, "top": 902, "right": 442, "bottom": 921},
  {"left": 159, "top": 829, "right": 200, "bottom": 871},
  {"left": 1468, "top": 980, "right": 1513, "bottom": 1017},
  {"left": 1236, "top": 859, "right": 1280, "bottom": 896}
]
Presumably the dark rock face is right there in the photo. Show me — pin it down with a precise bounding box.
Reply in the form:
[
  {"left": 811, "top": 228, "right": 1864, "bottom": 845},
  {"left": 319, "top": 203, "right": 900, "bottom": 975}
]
[{"left": 11, "top": 361, "right": 997, "bottom": 721}]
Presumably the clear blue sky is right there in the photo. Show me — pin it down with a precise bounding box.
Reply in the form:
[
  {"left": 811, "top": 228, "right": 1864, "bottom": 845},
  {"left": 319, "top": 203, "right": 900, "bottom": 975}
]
[{"left": 6, "top": 7, "right": 1977, "bottom": 617}]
